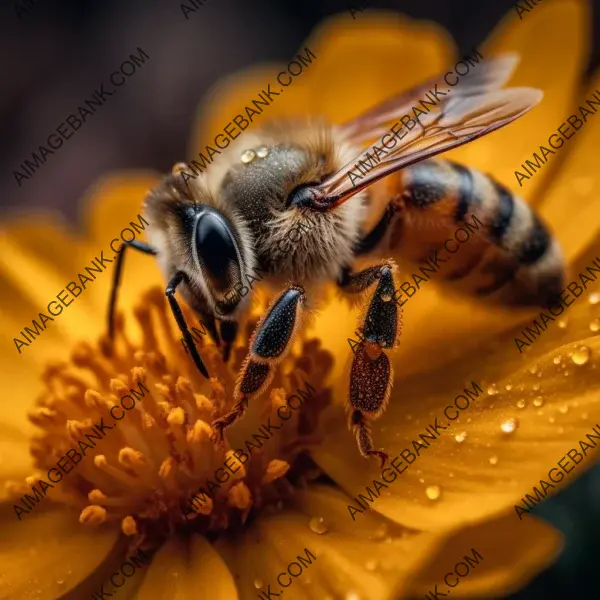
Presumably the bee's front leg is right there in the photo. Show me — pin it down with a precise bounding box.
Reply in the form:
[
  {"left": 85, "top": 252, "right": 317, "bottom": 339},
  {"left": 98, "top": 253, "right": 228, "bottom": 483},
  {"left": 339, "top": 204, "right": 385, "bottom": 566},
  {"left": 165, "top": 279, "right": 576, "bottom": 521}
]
[
  {"left": 338, "top": 263, "right": 402, "bottom": 467},
  {"left": 210, "top": 286, "right": 306, "bottom": 444}
]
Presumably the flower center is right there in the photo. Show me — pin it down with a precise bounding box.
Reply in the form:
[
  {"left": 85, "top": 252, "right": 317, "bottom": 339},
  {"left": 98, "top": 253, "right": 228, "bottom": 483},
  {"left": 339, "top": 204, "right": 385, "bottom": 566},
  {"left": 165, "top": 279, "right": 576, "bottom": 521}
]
[{"left": 9, "top": 287, "right": 331, "bottom": 547}]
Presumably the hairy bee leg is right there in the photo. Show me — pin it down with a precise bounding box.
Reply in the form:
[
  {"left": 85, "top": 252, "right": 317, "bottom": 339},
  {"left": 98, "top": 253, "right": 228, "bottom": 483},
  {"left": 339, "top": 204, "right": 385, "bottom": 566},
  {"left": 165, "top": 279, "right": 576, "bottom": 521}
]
[
  {"left": 166, "top": 271, "right": 210, "bottom": 379},
  {"left": 350, "top": 408, "right": 389, "bottom": 469},
  {"left": 342, "top": 264, "right": 400, "bottom": 466},
  {"left": 108, "top": 240, "right": 157, "bottom": 340},
  {"left": 210, "top": 286, "right": 305, "bottom": 442}
]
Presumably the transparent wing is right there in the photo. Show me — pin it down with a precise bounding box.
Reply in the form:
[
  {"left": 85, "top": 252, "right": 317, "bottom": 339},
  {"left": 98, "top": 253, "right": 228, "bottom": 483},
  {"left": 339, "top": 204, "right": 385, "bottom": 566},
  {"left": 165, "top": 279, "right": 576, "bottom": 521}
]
[{"left": 312, "top": 54, "right": 541, "bottom": 208}]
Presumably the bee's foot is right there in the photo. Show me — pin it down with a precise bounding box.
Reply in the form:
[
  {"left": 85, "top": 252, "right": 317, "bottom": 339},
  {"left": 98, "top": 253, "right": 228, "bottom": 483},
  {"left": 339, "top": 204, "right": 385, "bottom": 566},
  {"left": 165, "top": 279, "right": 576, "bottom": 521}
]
[
  {"left": 209, "top": 419, "right": 227, "bottom": 445},
  {"left": 366, "top": 449, "right": 389, "bottom": 468}
]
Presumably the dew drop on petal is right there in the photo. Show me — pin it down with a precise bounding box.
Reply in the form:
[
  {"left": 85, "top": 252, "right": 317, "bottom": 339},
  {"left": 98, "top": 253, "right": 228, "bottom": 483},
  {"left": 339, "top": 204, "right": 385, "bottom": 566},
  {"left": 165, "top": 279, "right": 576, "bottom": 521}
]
[
  {"left": 589, "top": 292, "right": 600, "bottom": 305},
  {"left": 365, "top": 559, "right": 379, "bottom": 572},
  {"left": 532, "top": 383, "right": 541, "bottom": 392},
  {"left": 487, "top": 384, "right": 498, "bottom": 396},
  {"left": 425, "top": 485, "right": 442, "bottom": 501},
  {"left": 500, "top": 417, "right": 518, "bottom": 434},
  {"left": 454, "top": 431, "right": 467, "bottom": 443},
  {"left": 489, "top": 455, "right": 498, "bottom": 465},
  {"left": 559, "top": 405, "right": 569, "bottom": 414},
  {"left": 558, "top": 318, "right": 569, "bottom": 329},
  {"left": 516, "top": 399, "right": 526, "bottom": 409},
  {"left": 548, "top": 416, "right": 556, "bottom": 424},
  {"left": 254, "top": 579, "right": 263, "bottom": 590},
  {"left": 529, "top": 366, "right": 539, "bottom": 376},
  {"left": 553, "top": 355, "right": 562, "bottom": 365},
  {"left": 309, "top": 516, "right": 328, "bottom": 535},
  {"left": 533, "top": 396, "right": 545, "bottom": 407},
  {"left": 572, "top": 346, "right": 591, "bottom": 366},
  {"left": 505, "top": 384, "right": 513, "bottom": 391},
  {"left": 590, "top": 319, "right": 600, "bottom": 333},
  {"left": 372, "top": 523, "right": 388, "bottom": 540}
]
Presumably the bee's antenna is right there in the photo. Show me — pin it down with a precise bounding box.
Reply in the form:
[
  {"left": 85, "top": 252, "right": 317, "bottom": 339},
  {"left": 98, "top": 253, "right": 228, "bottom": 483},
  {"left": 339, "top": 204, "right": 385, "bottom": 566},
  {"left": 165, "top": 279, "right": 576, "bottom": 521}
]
[
  {"left": 108, "top": 240, "right": 158, "bottom": 340},
  {"left": 165, "top": 271, "right": 210, "bottom": 379}
]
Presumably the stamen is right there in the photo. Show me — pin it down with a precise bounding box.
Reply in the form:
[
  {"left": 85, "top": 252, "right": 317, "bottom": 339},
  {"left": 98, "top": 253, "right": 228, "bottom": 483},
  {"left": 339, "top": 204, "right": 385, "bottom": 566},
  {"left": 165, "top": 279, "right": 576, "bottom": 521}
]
[
  {"left": 122, "top": 516, "right": 138, "bottom": 536},
  {"left": 262, "top": 459, "right": 291, "bottom": 484},
  {"left": 10, "top": 285, "right": 331, "bottom": 546},
  {"left": 228, "top": 482, "right": 252, "bottom": 510},
  {"left": 80, "top": 505, "right": 107, "bottom": 526}
]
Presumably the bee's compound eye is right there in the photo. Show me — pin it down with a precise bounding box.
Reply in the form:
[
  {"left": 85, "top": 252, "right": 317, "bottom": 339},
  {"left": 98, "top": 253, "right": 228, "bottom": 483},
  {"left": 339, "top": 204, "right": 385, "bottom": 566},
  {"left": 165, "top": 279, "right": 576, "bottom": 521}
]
[{"left": 195, "top": 212, "right": 240, "bottom": 293}]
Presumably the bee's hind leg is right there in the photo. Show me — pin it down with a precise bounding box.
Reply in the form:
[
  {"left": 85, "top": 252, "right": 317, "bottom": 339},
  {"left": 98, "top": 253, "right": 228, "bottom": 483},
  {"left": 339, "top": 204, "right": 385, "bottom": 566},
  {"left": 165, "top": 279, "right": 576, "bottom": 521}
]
[
  {"left": 210, "top": 286, "right": 306, "bottom": 444},
  {"left": 337, "top": 263, "right": 402, "bottom": 467}
]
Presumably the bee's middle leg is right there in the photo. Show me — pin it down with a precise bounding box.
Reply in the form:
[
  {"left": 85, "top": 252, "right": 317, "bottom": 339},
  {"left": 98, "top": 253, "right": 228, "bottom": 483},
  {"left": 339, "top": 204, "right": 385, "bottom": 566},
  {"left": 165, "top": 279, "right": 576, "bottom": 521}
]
[
  {"left": 337, "top": 263, "right": 401, "bottom": 467},
  {"left": 210, "top": 286, "right": 306, "bottom": 444}
]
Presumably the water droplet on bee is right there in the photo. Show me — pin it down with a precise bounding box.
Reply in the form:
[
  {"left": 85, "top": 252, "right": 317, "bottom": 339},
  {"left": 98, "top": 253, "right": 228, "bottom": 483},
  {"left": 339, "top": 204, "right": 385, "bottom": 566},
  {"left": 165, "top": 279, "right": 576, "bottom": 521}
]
[
  {"left": 516, "top": 399, "right": 526, "bottom": 409},
  {"left": 241, "top": 149, "right": 257, "bottom": 164},
  {"left": 500, "top": 417, "right": 518, "bottom": 434},
  {"left": 256, "top": 146, "right": 269, "bottom": 158},
  {"left": 309, "top": 516, "right": 328, "bottom": 534},
  {"left": 454, "top": 431, "right": 467, "bottom": 443},
  {"left": 487, "top": 384, "right": 498, "bottom": 396},
  {"left": 489, "top": 455, "right": 498, "bottom": 465},
  {"left": 425, "top": 485, "right": 442, "bottom": 501},
  {"left": 572, "top": 346, "right": 591, "bottom": 365}
]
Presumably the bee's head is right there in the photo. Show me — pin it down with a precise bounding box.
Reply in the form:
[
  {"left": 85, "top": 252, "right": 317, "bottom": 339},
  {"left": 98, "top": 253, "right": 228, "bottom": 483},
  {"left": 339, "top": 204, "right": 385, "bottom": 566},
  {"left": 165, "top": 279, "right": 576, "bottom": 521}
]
[{"left": 143, "top": 169, "right": 258, "bottom": 319}]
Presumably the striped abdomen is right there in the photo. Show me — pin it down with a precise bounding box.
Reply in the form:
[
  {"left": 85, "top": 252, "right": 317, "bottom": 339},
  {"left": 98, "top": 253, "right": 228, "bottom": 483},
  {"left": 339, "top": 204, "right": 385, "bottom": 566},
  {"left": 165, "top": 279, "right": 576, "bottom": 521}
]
[{"left": 361, "top": 158, "right": 565, "bottom": 308}]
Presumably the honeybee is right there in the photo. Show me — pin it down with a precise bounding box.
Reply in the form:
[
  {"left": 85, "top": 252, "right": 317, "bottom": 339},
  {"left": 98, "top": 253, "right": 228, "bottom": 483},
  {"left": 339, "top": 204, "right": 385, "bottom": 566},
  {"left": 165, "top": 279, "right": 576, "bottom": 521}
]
[{"left": 107, "top": 54, "right": 565, "bottom": 466}]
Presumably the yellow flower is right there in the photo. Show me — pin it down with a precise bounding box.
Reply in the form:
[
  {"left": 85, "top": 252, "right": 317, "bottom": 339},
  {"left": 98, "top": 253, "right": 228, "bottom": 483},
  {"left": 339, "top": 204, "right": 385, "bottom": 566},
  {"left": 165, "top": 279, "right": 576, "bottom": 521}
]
[{"left": 1, "top": 1, "right": 599, "bottom": 598}]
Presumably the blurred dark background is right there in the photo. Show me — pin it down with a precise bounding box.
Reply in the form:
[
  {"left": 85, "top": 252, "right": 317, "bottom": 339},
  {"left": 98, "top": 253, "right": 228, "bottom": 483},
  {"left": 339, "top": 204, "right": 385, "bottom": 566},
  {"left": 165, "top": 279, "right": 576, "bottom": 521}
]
[{"left": 2, "top": 0, "right": 600, "bottom": 597}]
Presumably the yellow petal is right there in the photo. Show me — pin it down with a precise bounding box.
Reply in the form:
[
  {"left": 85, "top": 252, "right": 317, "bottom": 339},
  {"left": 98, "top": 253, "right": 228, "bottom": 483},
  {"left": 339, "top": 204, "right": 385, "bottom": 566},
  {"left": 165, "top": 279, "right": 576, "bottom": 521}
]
[
  {"left": 133, "top": 537, "right": 238, "bottom": 600},
  {"left": 0, "top": 425, "right": 33, "bottom": 493},
  {"left": 0, "top": 505, "right": 120, "bottom": 599},
  {"left": 313, "top": 330, "right": 600, "bottom": 532},
  {"left": 215, "top": 485, "right": 441, "bottom": 600},
  {"left": 448, "top": 0, "right": 590, "bottom": 200},
  {"left": 538, "top": 68, "right": 600, "bottom": 264},
  {"left": 192, "top": 11, "right": 452, "bottom": 152},
  {"left": 409, "top": 513, "right": 562, "bottom": 598}
]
